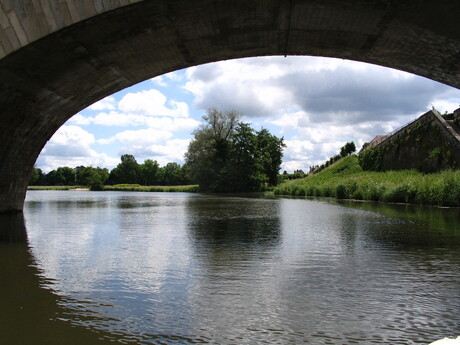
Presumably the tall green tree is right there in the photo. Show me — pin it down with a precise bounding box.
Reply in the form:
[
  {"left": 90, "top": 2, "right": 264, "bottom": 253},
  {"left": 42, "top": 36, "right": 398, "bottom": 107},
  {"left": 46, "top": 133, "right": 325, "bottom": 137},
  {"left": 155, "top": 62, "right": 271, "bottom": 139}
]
[
  {"left": 225, "top": 122, "right": 264, "bottom": 192},
  {"left": 185, "top": 109, "right": 241, "bottom": 191},
  {"left": 108, "top": 154, "right": 142, "bottom": 184},
  {"left": 46, "top": 167, "right": 76, "bottom": 185},
  {"left": 161, "top": 162, "right": 188, "bottom": 185},
  {"left": 256, "top": 128, "right": 286, "bottom": 186},
  {"left": 185, "top": 128, "right": 219, "bottom": 190},
  {"left": 340, "top": 141, "right": 356, "bottom": 157},
  {"left": 185, "top": 109, "right": 285, "bottom": 192},
  {"left": 141, "top": 159, "right": 160, "bottom": 185},
  {"left": 76, "top": 166, "right": 109, "bottom": 187},
  {"left": 88, "top": 168, "right": 109, "bottom": 190},
  {"left": 29, "top": 166, "right": 45, "bottom": 185}
]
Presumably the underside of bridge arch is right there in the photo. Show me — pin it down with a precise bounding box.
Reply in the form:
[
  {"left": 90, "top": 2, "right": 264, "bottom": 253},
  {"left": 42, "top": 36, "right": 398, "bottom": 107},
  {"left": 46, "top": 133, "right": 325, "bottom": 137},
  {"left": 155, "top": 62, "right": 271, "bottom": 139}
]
[{"left": 1, "top": 0, "right": 460, "bottom": 213}]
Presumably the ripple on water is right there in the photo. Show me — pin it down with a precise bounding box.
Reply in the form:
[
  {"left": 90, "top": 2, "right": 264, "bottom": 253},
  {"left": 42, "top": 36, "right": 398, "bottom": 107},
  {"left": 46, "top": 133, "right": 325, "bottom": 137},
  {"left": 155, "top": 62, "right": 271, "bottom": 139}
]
[{"left": 16, "top": 192, "right": 460, "bottom": 345}]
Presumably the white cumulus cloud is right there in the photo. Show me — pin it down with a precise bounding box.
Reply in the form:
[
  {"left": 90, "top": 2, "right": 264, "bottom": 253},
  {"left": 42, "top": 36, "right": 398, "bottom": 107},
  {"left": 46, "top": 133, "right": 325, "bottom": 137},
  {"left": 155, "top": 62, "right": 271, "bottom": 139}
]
[
  {"left": 119, "top": 139, "right": 191, "bottom": 166},
  {"left": 118, "top": 89, "right": 189, "bottom": 117},
  {"left": 37, "top": 125, "right": 118, "bottom": 172},
  {"left": 98, "top": 128, "right": 173, "bottom": 145}
]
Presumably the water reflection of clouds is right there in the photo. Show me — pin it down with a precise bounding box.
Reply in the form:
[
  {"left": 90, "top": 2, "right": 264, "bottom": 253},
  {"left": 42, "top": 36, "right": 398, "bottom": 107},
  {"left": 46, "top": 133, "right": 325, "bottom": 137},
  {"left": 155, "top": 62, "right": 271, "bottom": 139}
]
[
  {"left": 0, "top": 214, "right": 124, "bottom": 345},
  {"left": 22, "top": 192, "right": 460, "bottom": 344},
  {"left": 276, "top": 198, "right": 460, "bottom": 344},
  {"left": 25, "top": 192, "right": 198, "bottom": 341}
]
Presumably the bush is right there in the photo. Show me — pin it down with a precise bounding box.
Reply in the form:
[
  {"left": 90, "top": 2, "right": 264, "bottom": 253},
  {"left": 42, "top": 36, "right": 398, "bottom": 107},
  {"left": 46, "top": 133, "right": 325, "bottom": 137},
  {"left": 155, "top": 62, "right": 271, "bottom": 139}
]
[
  {"left": 336, "top": 184, "right": 346, "bottom": 199},
  {"left": 322, "top": 185, "right": 333, "bottom": 197},
  {"left": 365, "top": 184, "right": 384, "bottom": 201},
  {"left": 358, "top": 146, "right": 383, "bottom": 171},
  {"left": 352, "top": 188, "right": 364, "bottom": 200}
]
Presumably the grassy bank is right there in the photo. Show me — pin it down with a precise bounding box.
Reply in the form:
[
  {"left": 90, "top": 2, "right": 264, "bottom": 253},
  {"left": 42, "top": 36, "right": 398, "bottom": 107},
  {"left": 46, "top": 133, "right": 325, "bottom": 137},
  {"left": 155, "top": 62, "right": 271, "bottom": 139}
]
[
  {"left": 102, "top": 184, "right": 199, "bottom": 192},
  {"left": 274, "top": 155, "right": 460, "bottom": 207},
  {"left": 28, "top": 186, "right": 82, "bottom": 190},
  {"left": 28, "top": 184, "right": 199, "bottom": 193}
]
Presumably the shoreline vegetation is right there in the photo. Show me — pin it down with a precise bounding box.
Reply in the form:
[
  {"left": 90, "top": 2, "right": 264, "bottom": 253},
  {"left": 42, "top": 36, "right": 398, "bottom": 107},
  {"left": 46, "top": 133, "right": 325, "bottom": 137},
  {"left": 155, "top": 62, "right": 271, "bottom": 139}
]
[
  {"left": 28, "top": 184, "right": 199, "bottom": 193},
  {"left": 274, "top": 155, "right": 460, "bottom": 207},
  {"left": 29, "top": 156, "right": 460, "bottom": 208},
  {"left": 29, "top": 155, "right": 460, "bottom": 207}
]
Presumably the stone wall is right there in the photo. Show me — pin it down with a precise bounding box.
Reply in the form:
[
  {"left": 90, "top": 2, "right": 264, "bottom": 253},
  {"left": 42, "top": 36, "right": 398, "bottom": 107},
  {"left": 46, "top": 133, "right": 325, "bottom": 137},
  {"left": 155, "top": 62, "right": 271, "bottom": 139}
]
[
  {"left": 0, "top": 0, "right": 141, "bottom": 58},
  {"left": 361, "top": 109, "right": 460, "bottom": 172}
]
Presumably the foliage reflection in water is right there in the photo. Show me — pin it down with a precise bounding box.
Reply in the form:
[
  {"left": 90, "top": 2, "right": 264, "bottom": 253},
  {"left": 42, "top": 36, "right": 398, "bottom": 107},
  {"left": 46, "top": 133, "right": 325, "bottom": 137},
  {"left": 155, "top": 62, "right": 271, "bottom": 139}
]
[{"left": 0, "top": 191, "right": 459, "bottom": 345}]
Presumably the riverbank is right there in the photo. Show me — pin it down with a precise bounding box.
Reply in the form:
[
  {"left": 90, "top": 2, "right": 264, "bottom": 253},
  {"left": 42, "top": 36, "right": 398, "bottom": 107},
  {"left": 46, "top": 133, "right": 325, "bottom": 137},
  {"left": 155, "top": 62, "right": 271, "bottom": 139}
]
[
  {"left": 28, "top": 185, "right": 199, "bottom": 193},
  {"left": 102, "top": 184, "right": 199, "bottom": 192},
  {"left": 274, "top": 155, "right": 460, "bottom": 207},
  {"left": 28, "top": 186, "right": 78, "bottom": 190}
]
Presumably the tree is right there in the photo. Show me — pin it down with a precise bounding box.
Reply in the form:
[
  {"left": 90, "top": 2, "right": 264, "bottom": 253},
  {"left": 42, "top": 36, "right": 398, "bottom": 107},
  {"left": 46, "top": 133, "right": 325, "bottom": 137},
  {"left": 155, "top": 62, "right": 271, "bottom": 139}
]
[
  {"left": 256, "top": 128, "right": 286, "bottom": 186},
  {"left": 76, "top": 166, "right": 94, "bottom": 185},
  {"left": 161, "top": 162, "right": 188, "bottom": 185},
  {"left": 185, "top": 109, "right": 242, "bottom": 191},
  {"left": 203, "top": 107, "right": 240, "bottom": 142},
  {"left": 184, "top": 128, "right": 219, "bottom": 190},
  {"left": 225, "top": 122, "right": 264, "bottom": 192},
  {"left": 185, "top": 109, "right": 285, "bottom": 192},
  {"left": 45, "top": 167, "right": 76, "bottom": 185},
  {"left": 108, "top": 154, "right": 142, "bottom": 184},
  {"left": 141, "top": 159, "right": 160, "bottom": 185},
  {"left": 75, "top": 166, "right": 108, "bottom": 188},
  {"left": 340, "top": 141, "right": 356, "bottom": 157},
  {"left": 29, "top": 166, "right": 45, "bottom": 185},
  {"left": 88, "top": 168, "right": 109, "bottom": 190}
]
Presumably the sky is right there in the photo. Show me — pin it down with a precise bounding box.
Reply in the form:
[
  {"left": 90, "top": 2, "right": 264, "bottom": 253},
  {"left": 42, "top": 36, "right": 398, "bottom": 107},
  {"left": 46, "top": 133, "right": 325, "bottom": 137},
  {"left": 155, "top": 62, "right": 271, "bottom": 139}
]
[{"left": 35, "top": 56, "right": 460, "bottom": 173}]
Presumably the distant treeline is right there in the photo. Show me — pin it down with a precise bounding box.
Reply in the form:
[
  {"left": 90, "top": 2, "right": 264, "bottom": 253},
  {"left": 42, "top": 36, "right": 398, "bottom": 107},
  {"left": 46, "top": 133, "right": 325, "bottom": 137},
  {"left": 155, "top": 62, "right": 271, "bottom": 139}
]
[{"left": 30, "top": 154, "right": 190, "bottom": 190}]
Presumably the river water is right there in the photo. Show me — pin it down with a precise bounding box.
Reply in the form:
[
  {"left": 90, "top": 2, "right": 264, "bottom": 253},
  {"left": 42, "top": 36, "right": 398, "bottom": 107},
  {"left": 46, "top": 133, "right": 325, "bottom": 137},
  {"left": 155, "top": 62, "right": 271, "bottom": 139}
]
[{"left": 0, "top": 191, "right": 459, "bottom": 345}]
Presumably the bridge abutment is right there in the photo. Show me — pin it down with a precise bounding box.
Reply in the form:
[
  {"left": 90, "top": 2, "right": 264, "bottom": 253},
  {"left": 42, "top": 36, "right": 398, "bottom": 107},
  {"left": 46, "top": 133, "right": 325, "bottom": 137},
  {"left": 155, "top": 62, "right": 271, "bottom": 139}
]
[
  {"left": 0, "top": 166, "right": 31, "bottom": 214},
  {"left": 0, "top": 138, "right": 40, "bottom": 213}
]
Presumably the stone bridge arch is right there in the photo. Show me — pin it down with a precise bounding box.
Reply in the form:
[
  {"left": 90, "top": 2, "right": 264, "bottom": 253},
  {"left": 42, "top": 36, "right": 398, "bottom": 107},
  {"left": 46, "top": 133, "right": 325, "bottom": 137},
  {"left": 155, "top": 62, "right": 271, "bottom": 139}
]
[{"left": 1, "top": 0, "right": 460, "bottom": 213}]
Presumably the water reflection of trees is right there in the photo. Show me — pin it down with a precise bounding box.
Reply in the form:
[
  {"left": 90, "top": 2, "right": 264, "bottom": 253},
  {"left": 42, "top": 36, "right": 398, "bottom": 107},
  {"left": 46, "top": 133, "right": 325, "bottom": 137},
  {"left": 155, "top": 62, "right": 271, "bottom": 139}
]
[
  {"left": 334, "top": 200, "right": 460, "bottom": 248},
  {"left": 185, "top": 195, "right": 282, "bottom": 266},
  {"left": 183, "top": 196, "right": 284, "bottom": 343}
]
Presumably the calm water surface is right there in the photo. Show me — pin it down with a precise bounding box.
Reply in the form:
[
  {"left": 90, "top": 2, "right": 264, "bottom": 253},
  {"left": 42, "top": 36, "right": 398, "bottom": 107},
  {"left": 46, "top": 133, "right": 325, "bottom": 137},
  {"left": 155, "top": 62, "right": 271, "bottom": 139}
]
[{"left": 1, "top": 191, "right": 459, "bottom": 345}]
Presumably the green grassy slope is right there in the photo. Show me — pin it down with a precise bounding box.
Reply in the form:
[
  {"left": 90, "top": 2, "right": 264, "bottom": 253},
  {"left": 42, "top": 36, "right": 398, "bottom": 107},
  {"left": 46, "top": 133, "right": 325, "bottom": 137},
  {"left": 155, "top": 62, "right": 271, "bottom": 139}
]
[{"left": 274, "top": 155, "right": 460, "bottom": 207}]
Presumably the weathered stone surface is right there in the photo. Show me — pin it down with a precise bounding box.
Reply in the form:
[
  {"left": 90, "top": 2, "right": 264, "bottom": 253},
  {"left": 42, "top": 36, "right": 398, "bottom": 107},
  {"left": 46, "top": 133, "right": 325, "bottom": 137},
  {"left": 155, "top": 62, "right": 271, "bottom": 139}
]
[
  {"left": 1, "top": 0, "right": 460, "bottom": 212},
  {"left": 361, "top": 109, "right": 460, "bottom": 172}
]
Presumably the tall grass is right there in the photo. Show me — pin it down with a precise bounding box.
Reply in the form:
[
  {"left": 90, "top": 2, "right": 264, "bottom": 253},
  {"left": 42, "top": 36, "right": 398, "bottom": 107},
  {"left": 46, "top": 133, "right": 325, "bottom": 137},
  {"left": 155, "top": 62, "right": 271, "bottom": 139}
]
[
  {"left": 102, "top": 185, "right": 199, "bottom": 193},
  {"left": 28, "top": 186, "right": 78, "bottom": 190},
  {"left": 28, "top": 184, "right": 200, "bottom": 193},
  {"left": 274, "top": 155, "right": 460, "bottom": 207}
]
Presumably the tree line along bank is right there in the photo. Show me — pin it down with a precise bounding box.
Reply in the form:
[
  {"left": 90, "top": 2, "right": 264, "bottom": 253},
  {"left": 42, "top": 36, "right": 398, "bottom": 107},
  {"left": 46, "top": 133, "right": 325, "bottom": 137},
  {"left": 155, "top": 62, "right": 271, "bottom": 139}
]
[
  {"left": 30, "top": 156, "right": 189, "bottom": 190},
  {"left": 30, "top": 109, "right": 286, "bottom": 192}
]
